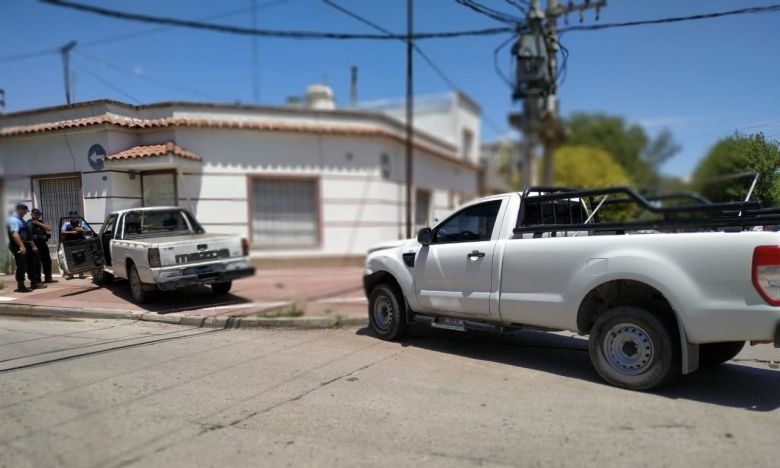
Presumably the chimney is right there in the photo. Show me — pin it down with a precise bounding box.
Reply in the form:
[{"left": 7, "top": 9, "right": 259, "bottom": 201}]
[{"left": 350, "top": 66, "right": 358, "bottom": 107}]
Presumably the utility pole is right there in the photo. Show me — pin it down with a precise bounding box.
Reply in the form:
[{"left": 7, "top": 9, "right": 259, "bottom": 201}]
[
  {"left": 510, "top": 1, "right": 605, "bottom": 188},
  {"left": 405, "top": 0, "right": 414, "bottom": 239},
  {"left": 251, "top": 0, "right": 260, "bottom": 103},
  {"left": 60, "top": 40, "right": 77, "bottom": 104},
  {"left": 350, "top": 66, "right": 358, "bottom": 106},
  {"left": 0, "top": 89, "right": 5, "bottom": 114}
]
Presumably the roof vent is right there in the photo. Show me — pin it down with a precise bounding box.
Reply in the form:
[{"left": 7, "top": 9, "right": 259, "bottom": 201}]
[{"left": 305, "top": 83, "right": 335, "bottom": 110}]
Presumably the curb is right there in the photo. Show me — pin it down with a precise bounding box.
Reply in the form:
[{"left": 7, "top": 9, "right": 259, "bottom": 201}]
[{"left": 0, "top": 303, "right": 368, "bottom": 330}]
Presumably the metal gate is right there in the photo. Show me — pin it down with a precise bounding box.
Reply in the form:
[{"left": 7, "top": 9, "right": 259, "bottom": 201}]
[{"left": 38, "top": 176, "right": 83, "bottom": 245}]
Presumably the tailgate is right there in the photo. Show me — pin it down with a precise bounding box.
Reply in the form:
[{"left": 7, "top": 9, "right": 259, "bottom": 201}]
[{"left": 156, "top": 235, "right": 242, "bottom": 267}]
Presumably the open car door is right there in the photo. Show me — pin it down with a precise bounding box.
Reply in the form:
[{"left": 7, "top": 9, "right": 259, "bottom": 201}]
[{"left": 57, "top": 216, "right": 105, "bottom": 276}]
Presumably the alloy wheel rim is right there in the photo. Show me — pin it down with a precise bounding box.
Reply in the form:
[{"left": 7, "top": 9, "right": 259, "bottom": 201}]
[
  {"left": 602, "top": 323, "right": 655, "bottom": 376},
  {"left": 372, "top": 295, "right": 393, "bottom": 331}
]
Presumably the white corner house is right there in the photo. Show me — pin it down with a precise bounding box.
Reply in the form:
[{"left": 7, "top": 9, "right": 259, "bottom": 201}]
[{"left": 0, "top": 85, "right": 481, "bottom": 262}]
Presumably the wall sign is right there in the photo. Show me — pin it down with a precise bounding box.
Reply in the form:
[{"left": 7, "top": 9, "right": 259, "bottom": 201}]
[{"left": 88, "top": 144, "right": 106, "bottom": 170}]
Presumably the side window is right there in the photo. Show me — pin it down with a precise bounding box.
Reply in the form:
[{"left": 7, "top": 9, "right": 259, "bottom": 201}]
[
  {"left": 123, "top": 211, "right": 143, "bottom": 237},
  {"left": 102, "top": 214, "right": 118, "bottom": 237},
  {"left": 434, "top": 200, "right": 502, "bottom": 244}
]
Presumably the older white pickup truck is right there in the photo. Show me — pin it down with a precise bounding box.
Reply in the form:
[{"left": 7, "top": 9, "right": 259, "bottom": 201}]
[
  {"left": 59, "top": 207, "right": 254, "bottom": 303},
  {"left": 363, "top": 186, "right": 780, "bottom": 390}
]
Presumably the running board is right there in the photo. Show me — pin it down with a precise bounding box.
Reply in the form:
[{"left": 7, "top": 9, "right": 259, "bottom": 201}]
[
  {"left": 430, "top": 317, "right": 466, "bottom": 332},
  {"left": 413, "top": 314, "right": 505, "bottom": 333}
]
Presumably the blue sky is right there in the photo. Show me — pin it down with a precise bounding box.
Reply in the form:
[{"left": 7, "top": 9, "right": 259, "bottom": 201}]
[{"left": 2, "top": 0, "right": 780, "bottom": 177}]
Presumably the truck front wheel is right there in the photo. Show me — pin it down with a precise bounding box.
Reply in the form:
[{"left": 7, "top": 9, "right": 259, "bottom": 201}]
[
  {"left": 92, "top": 269, "right": 113, "bottom": 285},
  {"left": 368, "top": 283, "right": 409, "bottom": 341},
  {"left": 589, "top": 305, "right": 680, "bottom": 391}
]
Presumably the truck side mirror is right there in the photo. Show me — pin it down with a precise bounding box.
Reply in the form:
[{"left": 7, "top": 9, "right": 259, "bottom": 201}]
[{"left": 417, "top": 227, "right": 433, "bottom": 246}]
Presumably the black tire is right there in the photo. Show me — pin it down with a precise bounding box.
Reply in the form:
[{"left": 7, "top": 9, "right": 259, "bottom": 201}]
[
  {"left": 589, "top": 305, "right": 680, "bottom": 391},
  {"left": 368, "top": 283, "right": 409, "bottom": 341},
  {"left": 211, "top": 281, "right": 232, "bottom": 295},
  {"left": 128, "top": 265, "right": 152, "bottom": 304},
  {"left": 699, "top": 341, "right": 745, "bottom": 366},
  {"left": 92, "top": 269, "right": 114, "bottom": 285}
]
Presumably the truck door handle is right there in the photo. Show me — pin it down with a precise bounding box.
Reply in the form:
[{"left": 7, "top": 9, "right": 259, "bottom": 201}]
[{"left": 467, "top": 250, "right": 485, "bottom": 259}]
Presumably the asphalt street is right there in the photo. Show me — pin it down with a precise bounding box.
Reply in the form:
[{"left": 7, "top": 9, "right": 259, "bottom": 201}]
[{"left": 1, "top": 315, "right": 779, "bottom": 468}]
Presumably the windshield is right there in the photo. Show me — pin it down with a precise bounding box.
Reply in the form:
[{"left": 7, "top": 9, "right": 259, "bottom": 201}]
[{"left": 123, "top": 209, "right": 197, "bottom": 239}]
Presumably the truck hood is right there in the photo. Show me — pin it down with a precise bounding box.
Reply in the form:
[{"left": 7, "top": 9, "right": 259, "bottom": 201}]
[{"left": 367, "top": 238, "right": 418, "bottom": 254}]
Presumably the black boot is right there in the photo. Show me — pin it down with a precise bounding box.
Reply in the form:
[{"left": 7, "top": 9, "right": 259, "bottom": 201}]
[
  {"left": 44, "top": 277, "right": 58, "bottom": 284},
  {"left": 31, "top": 282, "right": 47, "bottom": 289},
  {"left": 15, "top": 282, "right": 31, "bottom": 293}
]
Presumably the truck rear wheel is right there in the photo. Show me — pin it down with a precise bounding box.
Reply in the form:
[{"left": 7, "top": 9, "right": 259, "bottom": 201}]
[
  {"left": 368, "top": 283, "right": 409, "bottom": 341},
  {"left": 211, "top": 281, "right": 232, "bottom": 295},
  {"left": 589, "top": 305, "right": 680, "bottom": 391},
  {"left": 699, "top": 341, "right": 745, "bottom": 366},
  {"left": 128, "top": 265, "right": 152, "bottom": 304}
]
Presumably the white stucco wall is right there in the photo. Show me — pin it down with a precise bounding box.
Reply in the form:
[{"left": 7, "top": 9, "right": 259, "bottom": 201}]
[{"left": 1, "top": 100, "right": 481, "bottom": 258}]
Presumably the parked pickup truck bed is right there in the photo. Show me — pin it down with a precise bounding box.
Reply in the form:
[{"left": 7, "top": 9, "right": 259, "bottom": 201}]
[
  {"left": 363, "top": 186, "right": 780, "bottom": 390},
  {"left": 59, "top": 207, "right": 255, "bottom": 303}
]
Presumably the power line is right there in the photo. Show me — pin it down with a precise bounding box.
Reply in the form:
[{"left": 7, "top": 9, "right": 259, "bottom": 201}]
[
  {"left": 73, "top": 50, "right": 224, "bottom": 101},
  {"left": 322, "top": 0, "right": 506, "bottom": 138},
  {"left": 455, "top": 0, "right": 524, "bottom": 24},
  {"left": 505, "top": 0, "right": 529, "bottom": 13},
  {"left": 73, "top": 64, "right": 142, "bottom": 104},
  {"left": 40, "top": 0, "right": 512, "bottom": 40},
  {"left": 323, "top": 0, "right": 460, "bottom": 91},
  {"left": 0, "top": 1, "right": 290, "bottom": 64},
  {"left": 559, "top": 3, "right": 780, "bottom": 33},
  {"left": 79, "top": 0, "right": 289, "bottom": 48},
  {"left": 0, "top": 47, "right": 60, "bottom": 65}
]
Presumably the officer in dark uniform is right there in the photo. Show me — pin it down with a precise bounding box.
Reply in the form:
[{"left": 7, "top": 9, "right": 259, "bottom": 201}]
[
  {"left": 28, "top": 208, "right": 57, "bottom": 284},
  {"left": 6, "top": 204, "right": 46, "bottom": 292}
]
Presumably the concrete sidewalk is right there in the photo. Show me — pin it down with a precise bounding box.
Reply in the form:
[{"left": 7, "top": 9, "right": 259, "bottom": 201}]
[{"left": 0, "top": 267, "right": 368, "bottom": 328}]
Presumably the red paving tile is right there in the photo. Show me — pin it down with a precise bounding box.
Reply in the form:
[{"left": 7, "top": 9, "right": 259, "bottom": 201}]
[{"left": 0, "top": 267, "right": 367, "bottom": 319}]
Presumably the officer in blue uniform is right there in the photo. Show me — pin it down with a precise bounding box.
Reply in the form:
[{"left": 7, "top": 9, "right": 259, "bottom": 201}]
[{"left": 6, "top": 204, "right": 46, "bottom": 292}]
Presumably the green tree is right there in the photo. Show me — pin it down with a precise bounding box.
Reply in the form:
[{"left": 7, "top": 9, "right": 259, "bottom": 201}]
[
  {"left": 549, "top": 146, "right": 633, "bottom": 220},
  {"left": 550, "top": 145, "right": 631, "bottom": 188},
  {"left": 565, "top": 113, "right": 680, "bottom": 191},
  {"left": 692, "top": 133, "right": 780, "bottom": 207}
]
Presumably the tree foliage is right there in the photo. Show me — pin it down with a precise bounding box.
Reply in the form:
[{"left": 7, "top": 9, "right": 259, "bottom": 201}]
[
  {"left": 549, "top": 146, "right": 633, "bottom": 220},
  {"left": 550, "top": 145, "right": 631, "bottom": 188},
  {"left": 565, "top": 113, "right": 680, "bottom": 191},
  {"left": 692, "top": 133, "right": 780, "bottom": 207}
]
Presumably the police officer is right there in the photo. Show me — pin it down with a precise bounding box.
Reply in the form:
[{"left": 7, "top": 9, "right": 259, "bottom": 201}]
[
  {"left": 6, "top": 204, "right": 46, "bottom": 292},
  {"left": 28, "top": 208, "right": 57, "bottom": 284},
  {"left": 60, "top": 210, "right": 92, "bottom": 241},
  {"left": 60, "top": 210, "right": 92, "bottom": 279}
]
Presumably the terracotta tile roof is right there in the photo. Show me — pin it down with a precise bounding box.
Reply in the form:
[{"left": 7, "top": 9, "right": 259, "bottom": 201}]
[
  {"left": 107, "top": 141, "right": 202, "bottom": 162},
  {"left": 0, "top": 113, "right": 477, "bottom": 170}
]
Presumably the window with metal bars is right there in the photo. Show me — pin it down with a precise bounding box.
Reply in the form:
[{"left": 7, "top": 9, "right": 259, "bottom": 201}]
[{"left": 250, "top": 178, "right": 318, "bottom": 246}]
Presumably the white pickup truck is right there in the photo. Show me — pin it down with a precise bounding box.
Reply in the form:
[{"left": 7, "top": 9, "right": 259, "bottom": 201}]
[
  {"left": 363, "top": 186, "right": 780, "bottom": 390},
  {"left": 59, "top": 207, "right": 255, "bottom": 303}
]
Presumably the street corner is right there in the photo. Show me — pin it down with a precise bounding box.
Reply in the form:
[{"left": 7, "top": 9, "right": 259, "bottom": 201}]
[{"left": 0, "top": 267, "right": 369, "bottom": 329}]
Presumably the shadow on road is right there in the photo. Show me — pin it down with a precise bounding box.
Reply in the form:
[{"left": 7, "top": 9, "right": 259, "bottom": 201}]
[
  {"left": 358, "top": 325, "right": 780, "bottom": 412},
  {"left": 100, "top": 280, "right": 251, "bottom": 314}
]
